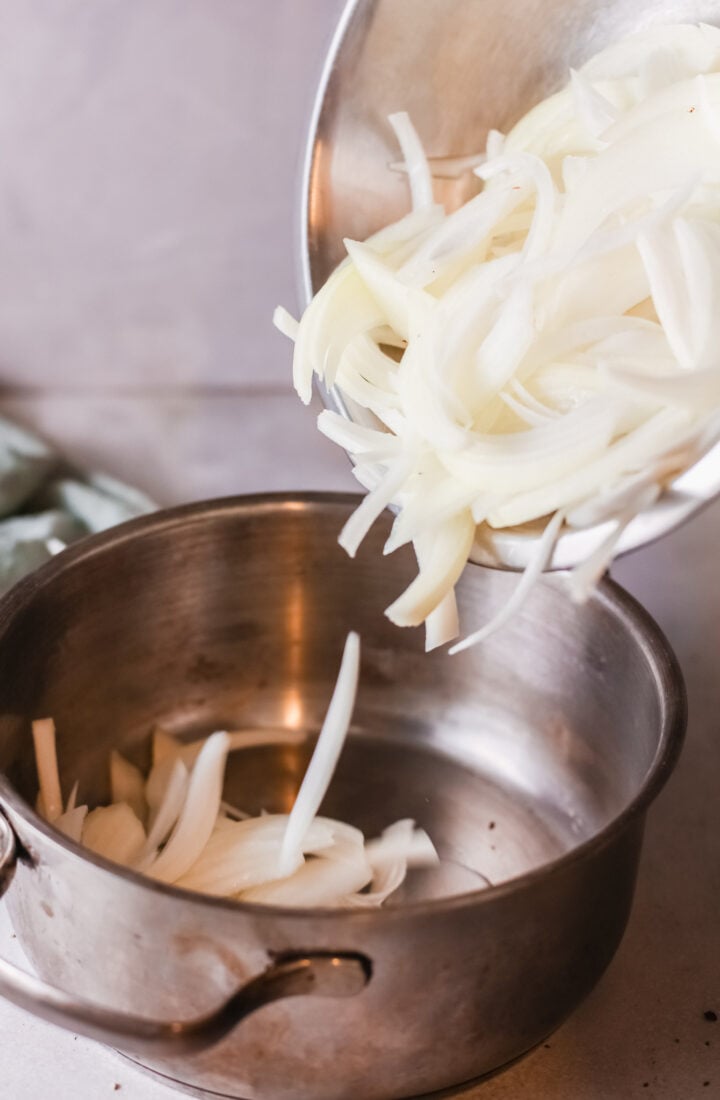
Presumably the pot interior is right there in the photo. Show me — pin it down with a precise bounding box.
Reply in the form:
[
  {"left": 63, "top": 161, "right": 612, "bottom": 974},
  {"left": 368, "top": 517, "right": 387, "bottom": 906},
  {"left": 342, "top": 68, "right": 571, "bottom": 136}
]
[{"left": 0, "top": 494, "right": 680, "bottom": 897}]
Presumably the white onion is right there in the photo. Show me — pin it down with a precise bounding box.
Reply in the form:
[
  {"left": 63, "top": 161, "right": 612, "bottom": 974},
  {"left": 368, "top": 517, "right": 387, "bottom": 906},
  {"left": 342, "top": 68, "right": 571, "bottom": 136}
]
[
  {"left": 110, "top": 751, "right": 147, "bottom": 824},
  {"left": 31, "top": 718, "right": 63, "bottom": 822},
  {"left": 240, "top": 852, "right": 373, "bottom": 908},
  {"left": 387, "top": 112, "right": 434, "bottom": 211},
  {"left": 55, "top": 805, "right": 88, "bottom": 844},
  {"left": 134, "top": 759, "right": 189, "bottom": 870},
  {"left": 278, "top": 632, "right": 360, "bottom": 876},
  {"left": 345, "top": 821, "right": 439, "bottom": 908},
  {"left": 392, "top": 152, "right": 486, "bottom": 180},
  {"left": 272, "top": 306, "right": 299, "bottom": 341},
  {"left": 277, "top": 23, "right": 720, "bottom": 648},
  {"left": 339, "top": 453, "right": 417, "bottom": 558},
  {"left": 569, "top": 68, "right": 620, "bottom": 137},
  {"left": 385, "top": 511, "right": 475, "bottom": 629},
  {"left": 567, "top": 482, "right": 661, "bottom": 602},
  {"left": 175, "top": 816, "right": 336, "bottom": 897},
  {"left": 32, "top": 634, "right": 440, "bottom": 908},
  {"left": 65, "top": 780, "right": 79, "bottom": 815},
  {"left": 82, "top": 803, "right": 147, "bottom": 866},
  {"left": 146, "top": 731, "right": 230, "bottom": 883},
  {"left": 449, "top": 509, "right": 565, "bottom": 654}
]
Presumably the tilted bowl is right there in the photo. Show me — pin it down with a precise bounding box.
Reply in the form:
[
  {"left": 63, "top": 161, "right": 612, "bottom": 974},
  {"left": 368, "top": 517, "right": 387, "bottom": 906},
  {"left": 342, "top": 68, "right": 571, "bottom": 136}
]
[
  {"left": 0, "top": 494, "right": 684, "bottom": 1099},
  {"left": 301, "top": 0, "right": 720, "bottom": 570}
]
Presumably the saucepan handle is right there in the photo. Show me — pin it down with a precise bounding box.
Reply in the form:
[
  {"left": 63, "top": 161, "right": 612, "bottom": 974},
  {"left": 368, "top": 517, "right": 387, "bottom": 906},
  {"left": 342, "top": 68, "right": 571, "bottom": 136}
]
[{"left": 0, "top": 812, "right": 371, "bottom": 1055}]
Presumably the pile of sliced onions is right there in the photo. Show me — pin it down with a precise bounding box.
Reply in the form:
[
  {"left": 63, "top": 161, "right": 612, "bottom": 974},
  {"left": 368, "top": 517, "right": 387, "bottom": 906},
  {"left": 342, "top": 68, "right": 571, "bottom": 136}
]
[
  {"left": 31, "top": 633, "right": 438, "bottom": 908},
  {"left": 276, "top": 23, "right": 720, "bottom": 650}
]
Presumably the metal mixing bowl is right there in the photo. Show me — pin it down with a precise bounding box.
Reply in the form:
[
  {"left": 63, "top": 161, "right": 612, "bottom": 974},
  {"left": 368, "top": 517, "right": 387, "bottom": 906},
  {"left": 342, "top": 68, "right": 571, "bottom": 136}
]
[
  {"left": 0, "top": 494, "right": 684, "bottom": 1099},
  {"left": 301, "top": 0, "right": 720, "bottom": 570}
]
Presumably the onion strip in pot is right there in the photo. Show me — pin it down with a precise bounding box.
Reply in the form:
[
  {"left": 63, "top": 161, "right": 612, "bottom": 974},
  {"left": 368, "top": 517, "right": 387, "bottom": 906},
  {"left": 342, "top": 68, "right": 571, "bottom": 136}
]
[
  {"left": 55, "top": 804, "right": 88, "bottom": 844},
  {"left": 31, "top": 634, "right": 442, "bottom": 908},
  {"left": 278, "top": 632, "right": 360, "bottom": 876},
  {"left": 110, "top": 751, "right": 147, "bottom": 823},
  {"left": 32, "top": 718, "right": 63, "bottom": 822},
  {"left": 134, "top": 758, "right": 189, "bottom": 871},
  {"left": 146, "top": 731, "right": 230, "bottom": 883}
]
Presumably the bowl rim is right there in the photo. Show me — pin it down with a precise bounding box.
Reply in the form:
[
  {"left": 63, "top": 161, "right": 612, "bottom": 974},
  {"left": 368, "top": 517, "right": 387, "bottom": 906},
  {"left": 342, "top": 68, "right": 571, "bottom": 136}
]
[{"left": 0, "top": 491, "right": 687, "bottom": 921}]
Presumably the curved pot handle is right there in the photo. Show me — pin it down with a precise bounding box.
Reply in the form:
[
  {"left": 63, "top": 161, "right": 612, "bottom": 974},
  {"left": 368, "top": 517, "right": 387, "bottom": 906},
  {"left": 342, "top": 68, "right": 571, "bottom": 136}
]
[{"left": 0, "top": 813, "right": 370, "bottom": 1055}]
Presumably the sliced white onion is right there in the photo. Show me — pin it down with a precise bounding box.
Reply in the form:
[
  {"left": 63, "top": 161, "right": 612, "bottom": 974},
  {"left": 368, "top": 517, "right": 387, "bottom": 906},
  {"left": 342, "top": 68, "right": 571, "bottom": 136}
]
[
  {"left": 392, "top": 152, "right": 486, "bottom": 180},
  {"left": 278, "top": 633, "right": 360, "bottom": 877},
  {"left": 82, "top": 803, "right": 147, "bottom": 866},
  {"left": 219, "top": 800, "right": 251, "bottom": 822},
  {"left": 365, "top": 821, "right": 439, "bottom": 869},
  {"left": 65, "top": 780, "right": 79, "bottom": 815},
  {"left": 134, "top": 759, "right": 189, "bottom": 871},
  {"left": 412, "top": 531, "right": 461, "bottom": 651},
  {"left": 110, "top": 751, "right": 147, "bottom": 824},
  {"left": 175, "top": 816, "right": 336, "bottom": 897},
  {"left": 272, "top": 306, "right": 300, "bottom": 341},
  {"left": 450, "top": 509, "right": 565, "bottom": 654},
  {"left": 31, "top": 660, "right": 439, "bottom": 910},
  {"left": 488, "top": 407, "right": 690, "bottom": 528},
  {"left": 570, "top": 68, "right": 620, "bottom": 138},
  {"left": 317, "top": 408, "right": 399, "bottom": 457},
  {"left": 567, "top": 482, "right": 661, "bottom": 602},
  {"left": 240, "top": 853, "right": 373, "bottom": 908},
  {"left": 388, "top": 111, "right": 434, "bottom": 211},
  {"left": 146, "top": 731, "right": 230, "bottom": 883},
  {"left": 345, "top": 821, "right": 439, "bottom": 908},
  {"left": 279, "top": 32, "right": 720, "bottom": 644},
  {"left": 54, "top": 805, "right": 88, "bottom": 844},
  {"left": 145, "top": 755, "right": 178, "bottom": 824},
  {"left": 338, "top": 451, "right": 416, "bottom": 558},
  {"left": 32, "top": 718, "right": 63, "bottom": 822},
  {"left": 385, "top": 511, "right": 475, "bottom": 629},
  {"left": 293, "top": 262, "right": 384, "bottom": 404}
]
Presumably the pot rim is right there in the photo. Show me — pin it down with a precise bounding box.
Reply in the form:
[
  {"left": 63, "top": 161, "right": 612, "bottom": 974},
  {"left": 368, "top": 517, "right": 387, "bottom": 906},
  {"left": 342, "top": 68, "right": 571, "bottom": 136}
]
[{"left": 0, "top": 491, "right": 687, "bottom": 921}]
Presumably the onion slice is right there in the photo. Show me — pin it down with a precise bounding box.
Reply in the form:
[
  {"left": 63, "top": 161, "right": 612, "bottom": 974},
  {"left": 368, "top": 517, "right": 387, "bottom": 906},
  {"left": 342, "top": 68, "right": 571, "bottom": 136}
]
[
  {"left": 175, "top": 816, "right": 336, "bottom": 897},
  {"left": 110, "top": 751, "right": 147, "bottom": 823},
  {"left": 388, "top": 112, "right": 434, "bottom": 211},
  {"left": 278, "top": 633, "right": 360, "bottom": 876},
  {"left": 32, "top": 718, "right": 63, "bottom": 822},
  {"left": 450, "top": 510, "right": 565, "bottom": 653},
  {"left": 55, "top": 805, "right": 88, "bottom": 844},
  {"left": 134, "top": 759, "right": 189, "bottom": 871},
  {"left": 240, "top": 854, "right": 373, "bottom": 908},
  {"left": 146, "top": 731, "right": 230, "bottom": 883},
  {"left": 82, "top": 803, "right": 146, "bottom": 866}
]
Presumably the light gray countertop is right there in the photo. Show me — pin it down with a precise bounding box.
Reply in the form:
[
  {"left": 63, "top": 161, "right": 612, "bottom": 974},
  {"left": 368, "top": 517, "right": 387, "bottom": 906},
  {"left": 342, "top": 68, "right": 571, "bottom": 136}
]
[{"left": 0, "top": 3, "right": 717, "bottom": 1097}]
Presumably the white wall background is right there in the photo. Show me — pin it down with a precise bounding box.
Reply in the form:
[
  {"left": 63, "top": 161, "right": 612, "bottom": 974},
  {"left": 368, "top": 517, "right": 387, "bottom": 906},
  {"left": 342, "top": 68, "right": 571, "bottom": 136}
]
[{"left": 0, "top": 0, "right": 351, "bottom": 501}]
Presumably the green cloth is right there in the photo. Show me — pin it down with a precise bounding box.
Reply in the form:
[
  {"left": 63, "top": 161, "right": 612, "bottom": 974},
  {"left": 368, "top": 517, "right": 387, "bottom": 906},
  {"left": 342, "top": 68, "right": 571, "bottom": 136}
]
[
  {"left": 0, "top": 416, "right": 55, "bottom": 517},
  {"left": 0, "top": 415, "right": 156, "bottom": 595}
]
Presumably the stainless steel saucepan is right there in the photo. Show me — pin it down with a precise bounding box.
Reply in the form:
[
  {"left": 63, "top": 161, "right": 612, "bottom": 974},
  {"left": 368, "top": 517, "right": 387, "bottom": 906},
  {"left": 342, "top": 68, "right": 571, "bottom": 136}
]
[{"left": 0, "top": 494, "right": 684, "bottom": 1099}]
